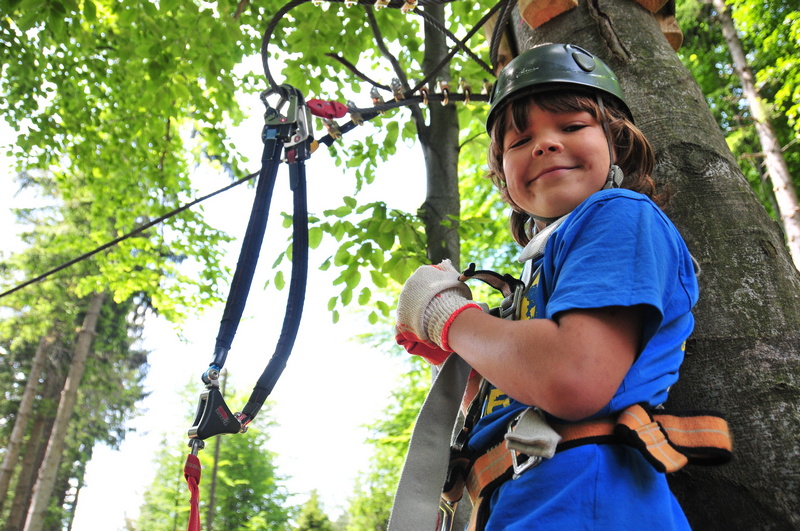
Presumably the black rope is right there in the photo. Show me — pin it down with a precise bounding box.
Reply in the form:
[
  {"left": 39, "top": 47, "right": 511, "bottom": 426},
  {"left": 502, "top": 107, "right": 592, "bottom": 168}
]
[
  {"left": 261, "top": 0, "right": 445, "bottom": 89},
  {"left": 411, "top": 6, "right": 494, "bottom": 76},
  {"left": 489, "top": 0, "right": 515, "bottom": 69},
  {"left": 0, "top": 172, "right": 259, "bottom": 300},
  {"left": 408, "top": 0, "right": 508, "bottom": 95},
  {"left": 324, "top": 53, "right": 392, "bottom": 91},
  {"left": 3, "top": 0, "right": 507, "bottom": 300},
  {"left": 261, "top": 0, "right": 505, "bottom": 94},
  {"left": 261, "top": 0, "right": 308, "bottom": 89},
  {"left": 349, "top": 90, "right": 488, "bottom": 115}
]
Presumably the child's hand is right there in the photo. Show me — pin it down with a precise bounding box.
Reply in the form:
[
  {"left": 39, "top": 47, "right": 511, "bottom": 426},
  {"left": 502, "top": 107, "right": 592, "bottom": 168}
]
[
  {"left": 393, "top": 325, "right": 451, "bottom": 365},
  {"left": 395, "top": 260, "right": 482, "bottom": 356}
]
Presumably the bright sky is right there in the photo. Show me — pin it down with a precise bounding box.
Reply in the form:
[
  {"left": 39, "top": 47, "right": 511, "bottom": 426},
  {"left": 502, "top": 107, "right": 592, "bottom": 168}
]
[{"left": 1, "top": 92, "right": 426, "bottom": 528}]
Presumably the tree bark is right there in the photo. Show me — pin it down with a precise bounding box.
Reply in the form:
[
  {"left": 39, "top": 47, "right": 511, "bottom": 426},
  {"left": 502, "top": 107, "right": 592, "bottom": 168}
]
[
  {"left": 707, "top": 0, "right": 800, "bottom": 271},
  {"left": 0, "top": 334, "right": 54, "bottom": 513},
  {"left": 23, "top": 292, "right": 105, "bottom": 531},
  {"left": 418, "top": 2, "right": 462, "bottom": 269},
  {"left": 3, "top": 368, "right": 61, "bottom": 531},
  {"left": 364, "top": 3, "right": 461, "bottom": 268},
  {"left": 511, "top": 1, "right": 800, "bottom": 528}
]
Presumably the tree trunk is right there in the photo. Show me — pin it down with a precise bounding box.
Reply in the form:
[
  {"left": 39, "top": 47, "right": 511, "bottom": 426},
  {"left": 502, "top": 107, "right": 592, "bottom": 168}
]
[
  {"left": 46, "top": 463, "right": 73, "bottom": 531},
  {"left": 418, "top": 2, "right": 462, "bottom": 268},
  {"left": 511, "top": 1, "right": 799, "bottom": 528},
  {"left": 3, "top": 384, "right": 59, "bottom": 531},
  {"left": 708, "top": 0, "right": 800, "bottom": 271},
  {"left": 23, "top": 292, "right": 105, "bottom": 531},
  {"left": 0, "top": 334, "right": 54, "bottom": 513}
]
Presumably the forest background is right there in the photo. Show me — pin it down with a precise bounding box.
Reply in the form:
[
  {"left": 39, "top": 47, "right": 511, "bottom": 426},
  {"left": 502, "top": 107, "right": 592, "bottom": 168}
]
[{"left": 1, "top": 0, "right": 798, "bottom": 530}]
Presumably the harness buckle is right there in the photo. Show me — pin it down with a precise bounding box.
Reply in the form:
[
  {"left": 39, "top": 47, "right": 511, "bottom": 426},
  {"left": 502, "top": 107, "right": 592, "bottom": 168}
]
[
  {"left": 507, "top": 410, "right": 544, "bottom": 479},
  {"left": 510, "top": 449, "right": 542, "bottom": 480}
]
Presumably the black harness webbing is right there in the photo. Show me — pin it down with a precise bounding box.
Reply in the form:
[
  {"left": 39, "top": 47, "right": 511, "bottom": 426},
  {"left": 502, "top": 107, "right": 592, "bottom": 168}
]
[{"left": 188, "top": 85, "right": 311, "bottom": 443}]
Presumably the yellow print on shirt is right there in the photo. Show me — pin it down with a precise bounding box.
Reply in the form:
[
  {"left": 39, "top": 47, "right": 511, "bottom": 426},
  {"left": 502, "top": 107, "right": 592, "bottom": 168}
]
[
  {"left": 483, "top": 388, "right": 511, "bottom": 415},
  {"left": 519, "top": 268, "right": 541, "bottom": 321}
]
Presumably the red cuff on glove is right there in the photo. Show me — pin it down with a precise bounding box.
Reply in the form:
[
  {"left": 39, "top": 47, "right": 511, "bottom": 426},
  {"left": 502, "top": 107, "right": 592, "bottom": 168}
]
[
  {"left": 395, "top": 327, "right": 451, "bottom": 365},
  {"left": 438, "top": 302, "right": 482, "bottom": 352}
]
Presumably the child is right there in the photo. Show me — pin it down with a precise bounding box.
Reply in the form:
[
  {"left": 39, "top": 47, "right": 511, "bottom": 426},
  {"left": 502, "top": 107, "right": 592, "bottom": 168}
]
[{"left": 394, "top": 43, "right": 706, "bottom": 529}]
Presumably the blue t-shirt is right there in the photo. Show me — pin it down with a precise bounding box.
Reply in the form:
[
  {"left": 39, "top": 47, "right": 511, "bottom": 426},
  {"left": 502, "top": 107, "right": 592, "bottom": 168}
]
[{"left": 466, "top": 189, "right": 699, "bottom": 530}]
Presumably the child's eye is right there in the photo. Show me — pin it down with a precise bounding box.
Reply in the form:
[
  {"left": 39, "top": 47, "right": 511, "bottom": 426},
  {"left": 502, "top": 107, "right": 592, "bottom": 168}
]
[
  {"left": 563, "top": 124, "right": 587, "bottom": 132},
  {"left": 506, "top": 137, "right": 530, "bottom": 150}
]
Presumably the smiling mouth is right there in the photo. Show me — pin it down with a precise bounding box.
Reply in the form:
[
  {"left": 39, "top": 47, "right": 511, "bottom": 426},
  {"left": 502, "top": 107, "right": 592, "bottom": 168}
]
[{"left": 534, "top": 166, "right": 574, "bottom": 180}]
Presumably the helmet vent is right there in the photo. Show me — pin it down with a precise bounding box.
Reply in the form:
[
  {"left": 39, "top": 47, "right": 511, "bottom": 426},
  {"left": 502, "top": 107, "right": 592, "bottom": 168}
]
[{"left": 572, "top": 52, "right": 596, "bottom": 72}]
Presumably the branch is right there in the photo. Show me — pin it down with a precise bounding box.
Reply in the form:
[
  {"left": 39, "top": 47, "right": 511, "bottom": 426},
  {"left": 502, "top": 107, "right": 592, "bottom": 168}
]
[
  {"left": 324, "top": 53, "right": 391, "bottom": 91},
  {"left": 234, "top": 0, "right": 249, "bottom": 20},
  {"left": 365, "top": 5, "right": 411, "bottom": 91},
  {"left": 364, "top": 5, "right": 425, "bottom": 127}
]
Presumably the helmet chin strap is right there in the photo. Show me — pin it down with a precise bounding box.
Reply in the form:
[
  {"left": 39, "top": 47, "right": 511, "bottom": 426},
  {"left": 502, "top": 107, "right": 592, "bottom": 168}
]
[{"left": 597, "top": 95, "right": 624, "bottom": 190}]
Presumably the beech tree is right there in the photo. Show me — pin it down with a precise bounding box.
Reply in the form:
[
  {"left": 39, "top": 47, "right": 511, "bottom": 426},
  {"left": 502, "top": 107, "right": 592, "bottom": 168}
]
[
  {"left": 676, "top": 0, "right": 800, "bottom": 269},
  {"left": 482, "top": 1, "right": 799, "bottom": 528},
  {"left": 3, "top": 1, "right": 798, "bottom": 528},
  {"left": 1, "top": 3, "right": 260, "bottom": 527}
]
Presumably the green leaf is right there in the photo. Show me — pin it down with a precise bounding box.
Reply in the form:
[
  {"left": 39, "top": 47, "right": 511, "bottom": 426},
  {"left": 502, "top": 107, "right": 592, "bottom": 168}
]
[
  {"left": 385, "top": 120, "right": 399, "bottom": 147},
  {"left": 83, "top": 0, "right": 96, "bottom": 21},
  {"left": 358, "top": 287, "right": 371, "bottom": 305},
  {"left": 341, "top": 287, "right": 353, "bottom": 306},
  {"left": 274, "top": 271, "right": 285, "bottom": 291},
  {"left": 368, "top": 248, "right": 385, "bottom": 268},
  {"left": 333, "top": 245, "right": 354, "bottom": 267},
  {"left": 376, "top": 300, "right": 391, "bottom": 317},
  {"left": 370, "top": 269, "right": 388, "bottom": 288},
  {"left": 308, "top": 227, "right": 323, "bottom": 249}
]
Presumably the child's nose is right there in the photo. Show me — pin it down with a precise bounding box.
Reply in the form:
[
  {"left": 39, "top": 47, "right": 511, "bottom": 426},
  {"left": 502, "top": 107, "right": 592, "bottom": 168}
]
[{"left": 532, "top": 140, "right": 562, "bottom": 157}]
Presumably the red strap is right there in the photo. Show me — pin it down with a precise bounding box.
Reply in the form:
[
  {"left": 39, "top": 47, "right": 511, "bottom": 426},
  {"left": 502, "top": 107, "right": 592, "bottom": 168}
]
[{"left": 184, "top": 453, "right": 202, "bottom": 531}]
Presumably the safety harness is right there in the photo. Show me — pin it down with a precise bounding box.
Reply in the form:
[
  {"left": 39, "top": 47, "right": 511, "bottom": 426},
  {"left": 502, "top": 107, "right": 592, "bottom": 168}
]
[
  {"left": 388, "top": 222, "right": 734, "bottom": 531},
  {"left": 448, "top": 394, "right": 734, "bottom": 530}
]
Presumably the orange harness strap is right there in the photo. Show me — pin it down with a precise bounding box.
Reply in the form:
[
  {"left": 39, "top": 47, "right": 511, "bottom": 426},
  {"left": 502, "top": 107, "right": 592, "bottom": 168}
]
[
  {"left": 616, "top": 404, "right": 733, "bottom": 473},
  {"left": 459, "top": 404, "right": 733, "bottom": 511}
]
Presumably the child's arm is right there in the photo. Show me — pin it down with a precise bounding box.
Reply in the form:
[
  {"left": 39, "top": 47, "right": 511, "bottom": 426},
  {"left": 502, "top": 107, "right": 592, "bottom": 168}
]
[{"left": 447, "top": 305, "right": 642, "bottom": 421}]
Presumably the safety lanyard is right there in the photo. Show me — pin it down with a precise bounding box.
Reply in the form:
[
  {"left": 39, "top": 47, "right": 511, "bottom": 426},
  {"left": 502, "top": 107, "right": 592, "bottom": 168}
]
[
  {"left": 181, "top": 85, "right": 313, "bottom": 531},
  {"left": 187, "top": 84, "right": 311, "bottom": 448}
]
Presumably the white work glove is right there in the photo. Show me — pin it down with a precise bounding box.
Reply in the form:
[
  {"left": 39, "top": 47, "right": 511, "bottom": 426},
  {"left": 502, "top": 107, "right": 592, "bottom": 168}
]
[{"left": 394, "top": 260, "right": 482, "bottom": 364}]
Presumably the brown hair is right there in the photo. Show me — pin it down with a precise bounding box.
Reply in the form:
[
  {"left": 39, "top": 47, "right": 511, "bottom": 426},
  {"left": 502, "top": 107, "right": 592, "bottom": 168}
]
[{"left": 487, "top": 90, "right": 666, "bottom": 246}]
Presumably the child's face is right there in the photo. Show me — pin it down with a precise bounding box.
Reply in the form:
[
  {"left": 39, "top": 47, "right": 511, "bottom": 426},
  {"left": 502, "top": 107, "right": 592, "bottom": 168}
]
[{"left": 501, "top": 103, "right": 611, "bottom": 220}]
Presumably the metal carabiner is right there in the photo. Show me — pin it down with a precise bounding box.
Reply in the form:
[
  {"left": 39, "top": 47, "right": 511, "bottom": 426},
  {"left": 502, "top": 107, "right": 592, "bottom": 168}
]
[
  {"left": 438, "top": 499, "right": 458, "bottom": 531},
  {"left": 510, "top": 448, "right": 542, "bottom": 480},
  {"left": 260, "top": 84, "right": 304, "bottom": 130},
  {"left": 507, "top": 410, "right": 543, "bottom": 479}
]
